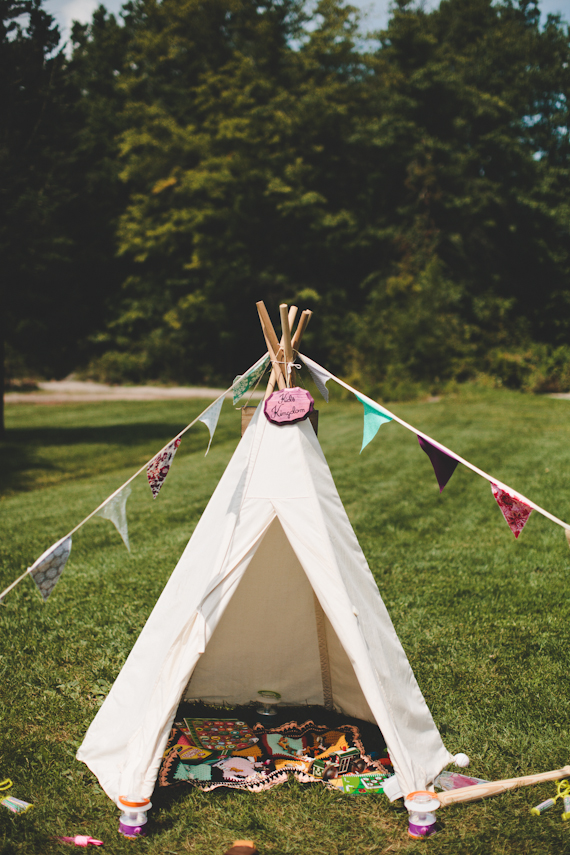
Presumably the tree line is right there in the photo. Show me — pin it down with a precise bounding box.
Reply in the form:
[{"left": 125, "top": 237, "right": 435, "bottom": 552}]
[{"left": 2, "top": 0, "right": 570, "bottom": 413}]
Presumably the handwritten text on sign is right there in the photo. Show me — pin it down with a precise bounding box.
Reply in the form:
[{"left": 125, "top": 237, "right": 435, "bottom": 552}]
[{"left": 264, "top": 388, "right": 315, "bottom": 426}]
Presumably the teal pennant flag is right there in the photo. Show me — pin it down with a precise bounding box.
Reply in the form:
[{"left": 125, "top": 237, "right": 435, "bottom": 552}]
[{"left": 355, "top": 393, "right": 393, "bottom": 452}]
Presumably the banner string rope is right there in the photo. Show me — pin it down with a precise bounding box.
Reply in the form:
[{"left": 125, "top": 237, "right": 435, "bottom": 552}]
[
  {"left": 299, "top": 353, "right": 570, "bottom": 533},
  {"left": 0, "top": 359, "right": 265, "bottom": 602},
  {"left": 4, "top": 351, "right": 568, "bottom": 603}
]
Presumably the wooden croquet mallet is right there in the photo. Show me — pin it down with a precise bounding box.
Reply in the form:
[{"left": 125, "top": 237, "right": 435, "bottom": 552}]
[{"left": 437, "top": 766, "right": 570, "bottom": 806}]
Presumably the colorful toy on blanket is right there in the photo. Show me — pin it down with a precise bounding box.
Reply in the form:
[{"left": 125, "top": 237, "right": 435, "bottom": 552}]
[
  {"left": 312, "top": 747, "right": 362, "bottom": 779},
  {"left": 330, "top": 771, "right": 389, "bottom": 794}
]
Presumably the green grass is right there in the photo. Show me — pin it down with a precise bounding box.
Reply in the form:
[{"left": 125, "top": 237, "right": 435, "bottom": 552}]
[{"left": 2, "top": 385, "right": 570, "bottom": 854}]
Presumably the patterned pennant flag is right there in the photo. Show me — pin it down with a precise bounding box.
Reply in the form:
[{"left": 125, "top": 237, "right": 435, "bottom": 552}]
[
  {"left": 96, "top": 485, "right": 132, "bottom": 551},
  {"left": 299, "top": 354, "right": 332, "bottom": 402},
  {"left": 355, "top": 393, "right": 393, "bottom": 452},
  {"left": 29, "top": 536, "right": 72, "bottom": 602},
  {"left": 418, "top": 436, "right": 459, "bottom": 493},
  {"left": 198, "top": 397, "right": 224, "bottom": 455},
  {"left": 491, "top": 483, "right": 533, "bottom": 538},
  {"left": 233, "top": 354, "right": 270, "bottom": 404},
  {"left": 147, "top": 438, "right": 181, "bottom": 498}
]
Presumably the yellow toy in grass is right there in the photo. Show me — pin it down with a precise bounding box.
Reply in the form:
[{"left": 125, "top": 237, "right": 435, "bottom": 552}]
[{"left": 530, "top": 779, "right": 570, "bottom": 817}]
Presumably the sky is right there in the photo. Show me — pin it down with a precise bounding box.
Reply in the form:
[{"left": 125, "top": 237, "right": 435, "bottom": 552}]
[{"left": 45, "top": 0, "right": 570, "bottom": 46}]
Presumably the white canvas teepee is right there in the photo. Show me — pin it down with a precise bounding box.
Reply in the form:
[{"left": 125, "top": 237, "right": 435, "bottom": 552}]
[{"left": 77, "top": 404, "right": 454, "bottom": 802}]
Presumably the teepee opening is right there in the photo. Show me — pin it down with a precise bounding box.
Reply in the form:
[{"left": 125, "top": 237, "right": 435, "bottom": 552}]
[{"left": 183, "top": 517, "right": 374, "bottom": 723}]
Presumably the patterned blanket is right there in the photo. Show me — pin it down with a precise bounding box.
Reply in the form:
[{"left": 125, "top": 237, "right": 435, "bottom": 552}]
[{"left": 158, "top": 717, "right": 391, "bottom": 793}]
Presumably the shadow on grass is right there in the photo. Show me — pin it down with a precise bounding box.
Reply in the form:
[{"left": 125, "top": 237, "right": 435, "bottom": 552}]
[
  {"left": 2, "top": 423, "right": 192, "bottom": 448},
  {"left": 0, "top": 420, "right": 237, "bottom": 496}
]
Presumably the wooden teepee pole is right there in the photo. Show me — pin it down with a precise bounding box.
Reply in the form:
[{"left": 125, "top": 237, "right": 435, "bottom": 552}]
[
  {"left": 256, "top": 301, "right": 287, "bottom": 391},
  {"left": 264, "top": 305, "right": 298, "bottom": 397},
  {"left": 280, "top": 303, "right": 294, "bottom": 387}
]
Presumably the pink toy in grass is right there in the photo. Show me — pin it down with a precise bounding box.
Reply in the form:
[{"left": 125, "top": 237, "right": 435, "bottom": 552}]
[{"left": 57, "top": 835, "right": 104, "bottom": 846}]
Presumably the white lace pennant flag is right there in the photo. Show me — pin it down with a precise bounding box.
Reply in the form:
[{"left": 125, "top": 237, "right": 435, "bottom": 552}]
[
  {"left": 147, "top": 438, "right": 181, "bottom": 498},
  {"left": 29, "top": 536, "right": 72, "bottom": 602},
  {"left": 198, "top": 397, "right": 224, "bottom": 456},
  {"left": 96, "top": 485, "right": 132, "bottom": 550},
  {"left": 299, "top": 354, "right": 332, "bottom": 402}
]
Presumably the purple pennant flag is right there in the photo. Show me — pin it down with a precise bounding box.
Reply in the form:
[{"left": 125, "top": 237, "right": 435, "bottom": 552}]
[{"left": 418, "top": 436, "right": 459, "bottom": 493}]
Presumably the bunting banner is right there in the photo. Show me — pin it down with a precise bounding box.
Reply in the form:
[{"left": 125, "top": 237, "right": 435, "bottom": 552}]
[
  {"left": 299, "top": 354, "right": 332, "bottom": 402},
  {"left": 233, "top": 354, "right": 270, "bottom": 404},
  {"left": 147, "top": 438, "right": 182, "bottom": 498},
  {"left": 96, "top": 485, "right": 132, "bottom": 551},
  {"left": 29, "top": 536, "right": 72, "bottom": 602},
  {"left": 355, "top": 393, "right": 393, "bottom": 452},
  {"left": 198, "top": 397, "right": 225, "bottom": 456},
  {"left": 418, "top": 436, "right": 459, "bottom": 493},
  {"left": 491, "top": 483, "right": 533, "bottom": 538}
]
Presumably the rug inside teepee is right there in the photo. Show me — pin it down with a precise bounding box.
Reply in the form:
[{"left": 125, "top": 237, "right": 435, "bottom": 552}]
[{"left": 158, "top": 703, "right": 393, "bottom": 794}]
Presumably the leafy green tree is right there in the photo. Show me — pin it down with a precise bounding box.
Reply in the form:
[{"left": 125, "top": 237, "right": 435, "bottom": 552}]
[
  {"left": 89, "top": 0, "right": 369, "bottom": 383},
  {"left": 351, "top": 0, "right": 570, "bottom": 393},
  {"left": 1, "top": 1, "right": 131, "bottom": 436},
  {"left": 0, "top": 0, "right": 66, "bottom": 434},
  {"left": 4, "top": 0, "right": 570, "bottom": 402}
]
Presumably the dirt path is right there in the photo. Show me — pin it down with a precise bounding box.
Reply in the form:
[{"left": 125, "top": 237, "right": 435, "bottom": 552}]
[{"left": 5, "top": 380, "right": 262, "bottom": 404}]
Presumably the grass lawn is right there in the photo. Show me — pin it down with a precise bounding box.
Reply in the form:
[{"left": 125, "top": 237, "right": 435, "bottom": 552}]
[{"left": 1, "top": 384, "right": 570, "bottom": 854}]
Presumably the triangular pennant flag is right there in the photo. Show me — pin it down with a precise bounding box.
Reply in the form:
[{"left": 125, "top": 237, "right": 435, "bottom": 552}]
[
  {"left": 29, "top": 536, "right": 72, "bottom": 602},
  {"left": 96, "top": 485, "right": 132, "bottom": 551},
  {"left": 355, "top": 393, "right": 393, "bottom": 452},
  {"left": 198, "top": 397, "right": 224, "bottom": 456},
  {"left": 233, "top": 354, "right": 270, "bottom": 404},
  {"left": 491, "top": 483, "right": 533, "bottom": 538},
  {"left": 417, "top": 436, "right": 459, "bottom": 493},
  {"left": 147, "top": 438, "right": 181, "bottom": 498},
  {"left": 299, "top": 354, "right": 332, "bottom": 402}
]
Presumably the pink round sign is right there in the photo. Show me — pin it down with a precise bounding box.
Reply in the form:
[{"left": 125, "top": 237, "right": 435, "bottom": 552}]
[{"left": 264, "top": 387, "right": 315, "bottom": 426}]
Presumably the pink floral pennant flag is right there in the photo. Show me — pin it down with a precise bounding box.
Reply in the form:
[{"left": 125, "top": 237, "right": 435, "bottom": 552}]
[
  {"left": 29, "top": 536, "right": 72, "bottom": 602},
  {"left": 491, "top": 483, "right": 533, "bottom": 538},
  {"left": 147, "top": 438, "right": 181, "bottom": 498}
]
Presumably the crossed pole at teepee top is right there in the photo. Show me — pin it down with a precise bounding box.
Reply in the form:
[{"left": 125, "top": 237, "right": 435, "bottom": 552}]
[{"left": 256, "top": 301, "right": 312, "bottom": 399}]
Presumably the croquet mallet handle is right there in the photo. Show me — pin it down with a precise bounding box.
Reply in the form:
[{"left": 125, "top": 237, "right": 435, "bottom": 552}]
[{"left": 437, "top": 766, "right": 570, "bottom": 807}]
